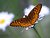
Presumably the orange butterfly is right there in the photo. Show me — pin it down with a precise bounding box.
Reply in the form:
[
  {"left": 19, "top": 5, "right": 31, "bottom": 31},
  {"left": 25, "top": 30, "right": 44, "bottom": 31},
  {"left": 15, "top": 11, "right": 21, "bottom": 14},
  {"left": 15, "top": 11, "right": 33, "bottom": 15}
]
[{"left": 10, "top": 4, "right": 42, "bottom": 27}]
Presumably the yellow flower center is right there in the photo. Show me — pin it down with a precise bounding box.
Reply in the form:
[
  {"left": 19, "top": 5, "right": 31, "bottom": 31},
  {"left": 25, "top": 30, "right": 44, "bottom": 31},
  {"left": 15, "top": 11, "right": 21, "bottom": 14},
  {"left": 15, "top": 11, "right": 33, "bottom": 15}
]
[{"left": 0, "top": 19, "right": 5, "bottom": 24}]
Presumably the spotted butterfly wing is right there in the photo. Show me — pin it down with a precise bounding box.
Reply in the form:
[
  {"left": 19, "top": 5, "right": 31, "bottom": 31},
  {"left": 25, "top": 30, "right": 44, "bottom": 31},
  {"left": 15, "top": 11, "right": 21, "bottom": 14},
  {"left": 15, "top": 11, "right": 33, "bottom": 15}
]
[
  {"left": 10, "top": 4, "right": 42, "bottom": 27},
  {"left": 28, "top": 4, "right": 42, "bottom": 24}
]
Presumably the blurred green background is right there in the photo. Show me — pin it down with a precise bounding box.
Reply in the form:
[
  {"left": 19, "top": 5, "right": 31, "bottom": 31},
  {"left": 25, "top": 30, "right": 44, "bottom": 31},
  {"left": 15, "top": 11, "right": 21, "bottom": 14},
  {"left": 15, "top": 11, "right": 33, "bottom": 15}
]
[{"left": 0, "top": 0, "right": 50, "bottom": 38}]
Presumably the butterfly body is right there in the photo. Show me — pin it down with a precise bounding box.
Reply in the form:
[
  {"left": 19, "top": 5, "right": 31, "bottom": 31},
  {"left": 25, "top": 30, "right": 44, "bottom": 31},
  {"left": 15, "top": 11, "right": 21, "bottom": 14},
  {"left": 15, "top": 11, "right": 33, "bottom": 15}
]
[{"left": 10, "top": 4, "right": 42, "bottom": 27}]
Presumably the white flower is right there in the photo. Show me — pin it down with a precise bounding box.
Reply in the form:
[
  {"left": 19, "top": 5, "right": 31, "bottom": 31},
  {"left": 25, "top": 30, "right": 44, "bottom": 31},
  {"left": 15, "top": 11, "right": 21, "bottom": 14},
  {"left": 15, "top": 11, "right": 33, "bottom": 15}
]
[
  {"left": 39, "top": 6, "right": 49, "bottom": 18},
  {"left": 24, "top": 5, "right": 49, "bottom": 30},
  {"left": 24, "top": 5, "right": 35, "bottom": 16},
  {"left": 0, "top": 11, "right": 14, "bottom": 31}
]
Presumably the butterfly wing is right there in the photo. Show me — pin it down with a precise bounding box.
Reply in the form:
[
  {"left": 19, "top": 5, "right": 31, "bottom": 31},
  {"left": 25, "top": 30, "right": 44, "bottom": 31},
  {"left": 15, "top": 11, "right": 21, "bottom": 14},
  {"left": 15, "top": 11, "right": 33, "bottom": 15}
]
[
  {"left": 10, "top": 4, "right": 42, "bottom": 27},
  {"left": 10, "top": 17, "right": 31, "bottom": 27},
  {"left": 28, "top": 4, "right": 42, "bottom": 24}
]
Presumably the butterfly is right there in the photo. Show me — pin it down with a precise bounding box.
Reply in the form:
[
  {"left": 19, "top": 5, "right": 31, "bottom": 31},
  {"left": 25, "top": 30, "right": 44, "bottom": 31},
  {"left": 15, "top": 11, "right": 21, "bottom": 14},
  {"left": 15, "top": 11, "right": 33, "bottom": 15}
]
[{"left": 10, "top": 4, "right": 42, "bottom": 28}]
